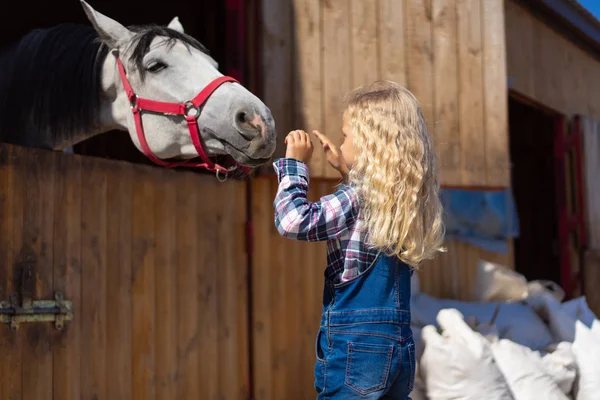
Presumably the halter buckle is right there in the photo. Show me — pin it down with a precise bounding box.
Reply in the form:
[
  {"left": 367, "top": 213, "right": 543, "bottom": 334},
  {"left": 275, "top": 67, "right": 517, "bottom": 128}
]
[{"left": 129, "top": 94, "right": 138, "bottom": 110}]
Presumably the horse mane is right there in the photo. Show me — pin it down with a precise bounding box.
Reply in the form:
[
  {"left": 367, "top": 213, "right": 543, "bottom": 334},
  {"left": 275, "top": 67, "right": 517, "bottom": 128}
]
[
  {"left": 126, "top": 25, "right": 211, "bottom": 80},
  {"left": 0, "top": 22, "right": 211, "bottom": 148},
  {"left": 0, "top": 23, "right": 108, "bottom": 147}
]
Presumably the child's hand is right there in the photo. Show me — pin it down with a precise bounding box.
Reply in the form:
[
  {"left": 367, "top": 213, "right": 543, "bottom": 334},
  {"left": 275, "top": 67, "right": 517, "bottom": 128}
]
[
  {"left": 312, "top": 130, "right": 349, "bottom": 178},
  {"left": 285, "top": 130, "right": 314, "bottom": 163}
]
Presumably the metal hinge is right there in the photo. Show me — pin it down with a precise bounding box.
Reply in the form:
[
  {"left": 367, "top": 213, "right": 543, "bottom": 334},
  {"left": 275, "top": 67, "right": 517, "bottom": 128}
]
[{"left": 0, "top": 291, "right": 73, "bottom": 332}]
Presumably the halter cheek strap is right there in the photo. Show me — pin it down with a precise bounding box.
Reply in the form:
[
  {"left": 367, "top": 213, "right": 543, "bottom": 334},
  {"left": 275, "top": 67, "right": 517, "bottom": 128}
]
[{"left": 114, "top": 51, "right": 251, "bottom": 180}]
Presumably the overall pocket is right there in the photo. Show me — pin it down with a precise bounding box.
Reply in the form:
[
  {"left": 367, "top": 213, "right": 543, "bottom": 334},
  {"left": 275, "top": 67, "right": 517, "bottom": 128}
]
[{"left": 344, "top": 341, "right": 394, "bottom": 395}]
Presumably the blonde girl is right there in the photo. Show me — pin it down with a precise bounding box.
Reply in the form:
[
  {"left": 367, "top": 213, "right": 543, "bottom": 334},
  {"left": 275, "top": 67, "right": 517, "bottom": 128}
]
[{"left": 273, "top": 80, "right": 445, "bottom": 399}]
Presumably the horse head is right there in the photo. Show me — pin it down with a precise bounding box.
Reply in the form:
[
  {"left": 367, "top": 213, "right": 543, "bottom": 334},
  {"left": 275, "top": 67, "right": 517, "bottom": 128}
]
[{"left": 81, "top": 1, "right": 277, "bottom": 173}]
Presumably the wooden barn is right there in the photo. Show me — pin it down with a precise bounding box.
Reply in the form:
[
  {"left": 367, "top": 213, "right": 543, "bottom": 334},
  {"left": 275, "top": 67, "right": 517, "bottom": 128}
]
[{"left": 0, "top": 0, "right": 599, "bottom": 399}]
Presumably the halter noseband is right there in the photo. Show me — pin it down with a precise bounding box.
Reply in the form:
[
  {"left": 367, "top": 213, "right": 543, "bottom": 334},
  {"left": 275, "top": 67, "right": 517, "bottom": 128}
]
[{"left": 113, "top": 50, "right": 250, "bottom": 181}]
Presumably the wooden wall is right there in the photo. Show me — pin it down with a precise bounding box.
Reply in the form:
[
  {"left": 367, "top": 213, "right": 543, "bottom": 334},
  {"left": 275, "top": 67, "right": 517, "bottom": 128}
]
[
  {"left": 261, "top": 0, "right": 511, "bottom": 187},
  {"left": 505, "top": 0, "right": 600, "bottom": 119},
  {"left": 0, "top": 144, "right": 249, "bottom": 400}
]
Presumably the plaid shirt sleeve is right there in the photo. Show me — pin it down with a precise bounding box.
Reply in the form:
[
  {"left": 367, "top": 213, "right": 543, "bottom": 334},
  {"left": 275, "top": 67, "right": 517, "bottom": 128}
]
[{"left": 272, "top": 158, "right": 359, "bottom": 241}]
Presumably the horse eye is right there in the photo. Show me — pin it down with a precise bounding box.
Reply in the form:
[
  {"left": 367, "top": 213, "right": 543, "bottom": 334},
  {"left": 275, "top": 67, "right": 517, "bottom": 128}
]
[{"left": 146, "top": 61, "right": 167, "bottom": 73}]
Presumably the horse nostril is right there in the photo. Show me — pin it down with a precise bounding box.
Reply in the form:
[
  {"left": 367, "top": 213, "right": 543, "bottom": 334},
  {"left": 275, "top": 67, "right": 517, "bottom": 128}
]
[{"left": 236, "top": 111, "right": 248, "bottom": 124}]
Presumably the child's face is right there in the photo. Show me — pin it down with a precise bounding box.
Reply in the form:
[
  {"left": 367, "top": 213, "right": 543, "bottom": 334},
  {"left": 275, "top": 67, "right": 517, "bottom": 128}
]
[{"left": 341, "top": 111, "right": 356, "bottom": 169}]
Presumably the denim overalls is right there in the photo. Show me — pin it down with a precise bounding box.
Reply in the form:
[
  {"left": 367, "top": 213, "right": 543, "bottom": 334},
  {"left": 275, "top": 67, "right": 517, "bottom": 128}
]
[{"left": 314, "top": 252, "right": 415, "bottom": 399}]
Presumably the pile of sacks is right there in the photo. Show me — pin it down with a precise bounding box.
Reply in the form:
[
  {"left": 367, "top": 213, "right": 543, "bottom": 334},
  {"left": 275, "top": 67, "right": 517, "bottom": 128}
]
[{"left": 409, "top": 260, "right": 600, "bottom": 400}]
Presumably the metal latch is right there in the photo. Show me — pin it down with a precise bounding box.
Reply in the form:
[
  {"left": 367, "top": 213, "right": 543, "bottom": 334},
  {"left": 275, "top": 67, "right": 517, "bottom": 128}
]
[{"left": 0, "top": 291, "right": 73, "bottom": 331}]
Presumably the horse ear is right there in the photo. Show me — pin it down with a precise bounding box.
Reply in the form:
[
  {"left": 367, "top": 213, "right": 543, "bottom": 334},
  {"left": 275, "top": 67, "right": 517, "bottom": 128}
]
[
  {"left": 80, "top": 0, "right": 132, "bottom": 48},
  {"left": 167, "top": 16, "right": 185, "bottom": 34}
]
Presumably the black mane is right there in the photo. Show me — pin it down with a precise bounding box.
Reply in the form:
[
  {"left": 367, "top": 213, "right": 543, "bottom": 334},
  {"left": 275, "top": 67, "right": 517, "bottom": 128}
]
[
  {"left": 0, "top": 23, "right": 108, "bottom": 147},
  {"left": 0, "top": 23, "right": 211, "bottom": 148},
  {"left": 126, "top": 25, "right": 210, "bottom": 80}
]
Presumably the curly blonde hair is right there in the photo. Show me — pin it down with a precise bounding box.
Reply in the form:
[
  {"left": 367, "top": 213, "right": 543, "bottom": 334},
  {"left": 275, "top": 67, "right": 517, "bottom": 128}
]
[{"left": 345, "top": 81, "right": 446, "bottom": 267}]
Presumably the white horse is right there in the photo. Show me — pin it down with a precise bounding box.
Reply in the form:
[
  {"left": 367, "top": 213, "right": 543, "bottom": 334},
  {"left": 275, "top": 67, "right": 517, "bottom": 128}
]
[{"left": 0, "top": 1, "right": 277, "bottom": 177}]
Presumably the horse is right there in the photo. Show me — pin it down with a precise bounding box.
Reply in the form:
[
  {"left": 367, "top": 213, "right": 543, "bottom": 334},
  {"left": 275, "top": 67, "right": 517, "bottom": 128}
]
[{"left": 0, "top": 0, "right": 277, "bottom": 178}]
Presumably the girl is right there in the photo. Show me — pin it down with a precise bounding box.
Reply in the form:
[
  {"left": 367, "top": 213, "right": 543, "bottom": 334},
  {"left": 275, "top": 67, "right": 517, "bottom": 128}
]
[{"left": 272, "top": 80, "right": 445, "bottom": 399}]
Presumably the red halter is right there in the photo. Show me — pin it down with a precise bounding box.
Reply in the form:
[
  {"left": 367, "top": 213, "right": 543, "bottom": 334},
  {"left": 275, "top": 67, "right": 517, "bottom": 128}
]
[{"left": 114, "top": 50, "right": 250, "bottom": 180}]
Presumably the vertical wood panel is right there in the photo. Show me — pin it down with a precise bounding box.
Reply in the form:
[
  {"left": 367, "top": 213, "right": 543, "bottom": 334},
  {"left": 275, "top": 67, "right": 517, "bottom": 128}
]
[
  {"left": 262, "top": 0, "right": 293, "bottom": 162},
  {"left": 176, "top": 172, "right": 200, "bottom": 400},
  {"left": 80, "top": 156, "right": 107, "bottom": 400},
  {"left": 406, "top": 0, "right": 434, "bottom": 137},
  {"left": 0, "top": 145, "right": 23, "bottom": 400},
  {"left": 106, "top": 162, "right": 133, "bottom": 400},
  {"left": 351, "top": 0, "right": 378, "bottom": 86},
  {"left": 582, "top": 117, "right": 600, "bottom": 250},
  {"left": 482, "top": 0, "right": 509, "bottom": 186},
  {"left": 457, "top": 0, "right": 486, "bottom": 185},
  {"left": 293, "top": 0, "right": 324, "bottom": 176},
  {"left": 432, "top": 0, "right": 460, "bottom": 185},
  {"left": 154, "top": 170, "right": 177, "bottom": 400},
  {"left": 323, "top": 0, "right": 351, "bottom": 179},
  {"left": 52, "top": 153, "right": 82, "bottom": 400},
  {"left": 216, "top": 182, "right": 250, "bottom": 399},
  {"left": 132, "top": 166, "right": 156, "bottom": 400},
  {"left": 21, "top": 149, "right": 54, "bottom": 400},
  {"left": 252, "top": 178, "right": 274, "bottom": 400},
  {"left": 197, "top": 177, "right": 219, "bottom": 400},
  {"left": 378, "top": 0, "right": 407, "bottom": 86}
]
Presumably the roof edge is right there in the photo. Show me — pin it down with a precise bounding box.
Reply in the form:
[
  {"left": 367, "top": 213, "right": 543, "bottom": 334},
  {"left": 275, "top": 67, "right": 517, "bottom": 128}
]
[{"left": 516, "top": 0, "right": 600, "bottom": 59}]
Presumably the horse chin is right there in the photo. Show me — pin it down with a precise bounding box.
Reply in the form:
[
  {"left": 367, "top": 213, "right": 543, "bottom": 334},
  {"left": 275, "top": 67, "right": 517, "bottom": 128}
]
[{"left": 223, "top": 144, "right": 271, "bottom": 168}]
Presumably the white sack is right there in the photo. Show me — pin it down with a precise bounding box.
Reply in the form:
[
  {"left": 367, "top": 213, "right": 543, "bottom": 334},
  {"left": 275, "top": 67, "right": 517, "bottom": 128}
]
[
  {"left": 526, "top": 292, "right": 598, "bottom": 343},
  {"left": 592, "top": 319, "right": 600, "bottom": 338},
  {"left": 473, "top": 260, "right": 528, "bottom": 302},
  {"left": 490, "top": 339, "right": 569, "bottom": 400},
  {"left": 540, "top": 342, "right": 577, "bottom": 395},
  {"left": 411, "top": 292, "right": 553, "bottom": 350},
  {"left": 572, "top": 321, "right": 600, "bottom": 400},
  {"left": 420, "top": 309, "right": 513, "bottom": 400}
]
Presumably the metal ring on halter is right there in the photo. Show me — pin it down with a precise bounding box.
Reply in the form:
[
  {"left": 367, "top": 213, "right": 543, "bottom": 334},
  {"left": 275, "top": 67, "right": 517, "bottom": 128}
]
[
  {"left": 184, "top": 101, "right": 199, "bottom": 118},
  {"left": 215, "top": 168, "right": 228, "bottom": 182}
]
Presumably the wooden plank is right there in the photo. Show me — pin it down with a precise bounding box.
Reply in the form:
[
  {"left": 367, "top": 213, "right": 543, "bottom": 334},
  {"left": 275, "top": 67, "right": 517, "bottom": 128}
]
[
  {"left": 216, "top": 181, "right": 249, "bottom": 399},
  {"left": 378, "top": 0, "right": 407, "bottom": 86},
  {"left": 21, "top": 148, "right": 55, "bottom": 400},
  {"left": 80, "top": 156, "right": 107, "bottom": 400},
  {"left": 261, "top": 0, "right": 293, "bottom": 163},
  {"left": 106, "top": 162, "right": 133, "bottom": 400},
  {"left": 406, "top": 0, "right": 435, "bottom": 154},
  {"left": 582, "top": 117, "right": 600, "bottom": 250},
  {"left": 322, "top": 0, "right": 351, "bottom": 179},
  {"left": 176, "top": 172, "right": 200, "bottom": 399},
  {"left": 457, "top": 0, "right": 486, "bottom": 185},
  {"left": 154, "top": 169, "right": 177, "bottom": 400},
  {"left": 293, "top": 0, "right": 324, "bottom": 177},
  {"left": 482, "top": 0, "right": 509, "bottom": 187},
  {"left": 351, "top": 0, "right": 378, "bottom": 86},
  {"left": 504, "top": 1, "right": 535, "bottom": 99},
  {"left": 196, "top": 176, "right": 218, "bottom": 400},
  {"left": 251, "top": 178, "right": 273, "bottom": 400},
  {"left": 432, "top": 0, "right": 460, "bottom": 186},
  {"left": 0, "top": 145, "right": 23, "bottom": 400},
  {"left": 52, "top": 152, "right": 82, "bottom": 400},
  {"left": 272, "top": 180, "right": 289, "bottom": 399},
  {"left": 131, "top": 166, "right": 156, "bottom": 400},
  {"left": 234, "top": 183, "right": 250, "bottom": 399}
]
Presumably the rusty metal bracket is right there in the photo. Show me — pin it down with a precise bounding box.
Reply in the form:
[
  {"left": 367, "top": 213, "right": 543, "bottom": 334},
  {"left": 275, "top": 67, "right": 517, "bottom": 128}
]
[{"left": 0, "top": 291, "right": 73, "bottom": 331}]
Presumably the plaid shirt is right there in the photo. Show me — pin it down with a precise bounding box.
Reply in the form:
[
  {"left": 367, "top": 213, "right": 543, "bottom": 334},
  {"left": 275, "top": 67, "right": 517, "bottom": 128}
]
[{"left": 273, "top": 158, "right": 378, "bottom": 283}]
